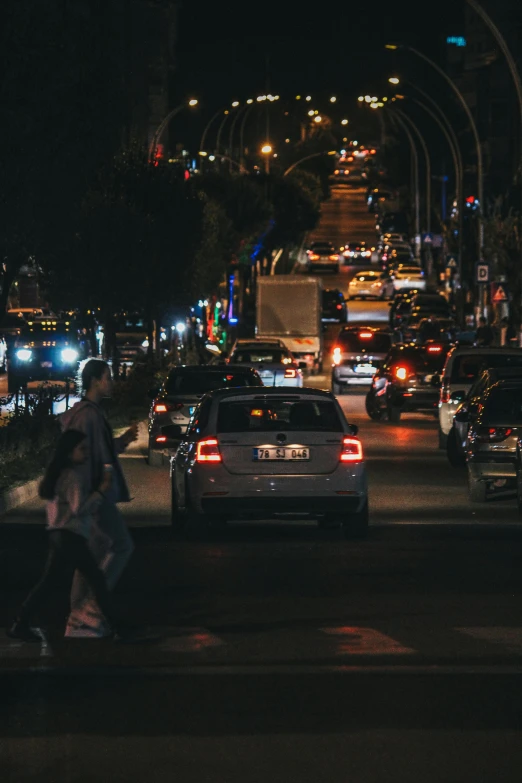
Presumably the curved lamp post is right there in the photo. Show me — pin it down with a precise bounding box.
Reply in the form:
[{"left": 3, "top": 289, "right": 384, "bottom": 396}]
[
  {"left": 384, "top": 107, "right": 420, "bottom": 253},
  {"left": 149, "top": 99, "right": 198, "bottom": 163},
  {"left": 283, "top": 150, "right": 337, "bottom": 176}
]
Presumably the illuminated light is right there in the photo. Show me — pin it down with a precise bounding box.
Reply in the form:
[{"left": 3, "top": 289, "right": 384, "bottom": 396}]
[
  {"left": 155, "top": 435, "right": 167, "bottom": 443},
  {"left": 359, "top": 332, "right": 374, "bottom": 339},
  {"left": 175, "top": 322, "right": 186, "bottom": 334},
  {"left": 466, "top": 195, "right": 475, "bottom": 204},
  {"left": 308, "top": 109, "right": 315, "bottom": 116},
  {"left": 395, "top": 366, "right": 408, "bottom": 380},
  {"left": 274, "top": 95, "right": 280, "bottom": 100},
  {"left": 364, "top": 95, "right": 371, "bottom": 102},
  {"left": 224, "top": 110, "right": 229, "bottom": 115},
  {"left": 285, "top": 138, "right": 290, "bottom": 143},
  {"left": 334, "top": 169, "right": 340, "bottom": 175},
  {"left": 198, "top": 150, "right": 208, "bottom": 156},
  {"left": 284, "top": 368, "right": 297, "bottom": 378},
  {"left": 16, "top": 349, "right": 32, "bottom": 361},
  {"left": 358, "top": 96, "right": 364, "bottom": 102},
  {"left": 154, "top": 402, "right": 169, "bottom": 413},
  {"left": 330, "top": 96, "right": 337, "bottom": 102},
  {"left": 209, "top": 154, "right": 215, "bottom": 161},
  {"left": 296, "top": 95, "right": 301, "bottom": 100},
  {"left": 314, "top": 109, "right": 319, "bottom": 114},
  {"left": 332, "top": 346, "right": 342, "bottom": 365},
  {"left": 251, "top": 409, "right": 264, "bottom": 417},
  {"left": 382, "top": 97, "right": 388, "bottom": 102},
  {"left": 247, "top": 98, "right": 254, "bottom": 104},
  {"left": 344, "top": 169, "right": 349, "bottom": 174},
  {"left": 427, "top": 345, "right": 443, "bottom": 353},
  {"left": 188, "top": 99, "right": 198, "bottom": 106},
  {"left": 341, "top": 119, "right": 348, "bottom": 125},
  {"left": 370, "top": 103, "right": 378, "bottom": 109},
  {"left": 231, "top": 101, "right": 239, "bottom": 107},
  {"left": 309, "top": 253, "right": 320, "bottom": 260},
  {"left": 196, "top": 437, "right": 222, "bottom": 463},
  {"left": 385, "top": 44, "right": 398, "bottom": 49},
  {"left": 305, "top": 95, "right": 312, "bottom": 101},
  {"left": 61, "top": 348, "right": 78, "bottom": 363},
  {"left": 314, "top": 116, "right": 322, "bottom": 123},
  {"left": 261, "top": 144, "right": 272, "bottom": 154},
  {"left": 447, "top": 36, "right": 466, "bottom": 47},
  {"left": 340, "top": 437, "right": 363, "bottom": 463},
  {"left": 388, "top": 77, "right": 400, "bottom": 85},
  {"left": 353, "top": 140, "right": 358, "bottom": 145}
]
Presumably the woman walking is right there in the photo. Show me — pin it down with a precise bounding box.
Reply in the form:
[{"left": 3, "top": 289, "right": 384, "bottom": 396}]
[{"left": 7, "top": 429, "right": 125, "bottom": 642}]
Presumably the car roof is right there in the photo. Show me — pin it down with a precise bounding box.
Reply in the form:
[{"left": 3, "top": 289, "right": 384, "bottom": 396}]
[
  {"left": 205, "top": 386, "right": 335, "bottom": 400},
  {"left": 171, "top": 364, "right": 260, "bottom": 373},
  {"left": 447, "top": 346, "right": 522, "bottom": 358},
  {"left": 340, "top": 322, "right": 392, "bottom": 333}
]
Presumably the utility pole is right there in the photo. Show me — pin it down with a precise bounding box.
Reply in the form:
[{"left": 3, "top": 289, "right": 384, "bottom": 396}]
[{"left": 265, "top": 53, "right": 270, "bottom": 175}]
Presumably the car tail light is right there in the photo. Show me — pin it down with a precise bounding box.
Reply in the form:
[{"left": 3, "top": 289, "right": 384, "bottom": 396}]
[
  {"left": 440, "top": 377, "right": 451, "bottom": 404},
  {"left": 340, "top": 437, "right": 363, "bottom": 462},
  {"left": 153, "top": 401, "right": 183, "bottom": 413},
  {"left": 284, "top": 368, "right": 297, "bottom": 378},
  {"left": 155, "top": 435, "right": 167, "bottom": 443},
  {"left": 332, "top": 346, "right": 342, "bottom": 365},
  {"left": 329, "top": 254, "right": 339, "bottom": 261},
  {"left": 336, "top": 304, "right": 343, "bottom": 310},
  {"left": 196, "top": 437, "right": 222, "bottom": 463},
  {"left": 476, "top": 426, "right": 513, "bottom": 443},
  {"left": 309, "top": 253, "right": 320, "bottom": 261},
  {"left": 427, "top": 344, "right": 443, "bottom": 353},
  {"left": 395, "top": 366, "right": 408, "bottom": 381},
  {"left": 359, "top": 331, "right": 373, "bottom": 339}
]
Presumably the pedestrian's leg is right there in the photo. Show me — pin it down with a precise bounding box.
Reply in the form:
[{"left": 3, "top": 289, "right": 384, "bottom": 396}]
[
  {"left": 8, "top": 532, "right": 66, "bottom": 641},
  {"left": 62, "top": 531, "right": 121, "bottom": 632},
  {"left": 66, "top": 502, "right": 134, "bottom": 637}
]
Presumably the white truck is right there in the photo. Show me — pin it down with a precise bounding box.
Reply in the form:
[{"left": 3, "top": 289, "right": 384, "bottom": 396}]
[{"left": 255, "top": 275, "right": 323, "bottom": 374}]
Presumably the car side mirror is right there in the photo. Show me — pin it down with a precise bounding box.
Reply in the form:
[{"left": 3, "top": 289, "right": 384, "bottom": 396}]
[
  {"left": 450, "top": 390, "right": 466, "bottom": 403},
  {"left": 348, "top": 423, "right": 359, "bottom": 436},
  {"left": 298, "top": 361, "right": 307, "bottom": 370},
  {"left": 148, "top": 387, "right": 160, "bottom": 399}
]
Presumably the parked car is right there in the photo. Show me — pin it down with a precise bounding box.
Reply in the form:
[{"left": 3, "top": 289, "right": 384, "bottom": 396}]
[
  {"left": 227, "top": 343, "right": 305, "bottom": 388},
  {"left": 170, "top": 386, "right": 368, "bottom": 538},
  {"left": 321, "top": 288, "right": 348, "bottom": 323},
  {"left": 463, "top": 378, "right": 522, "bottom": 502},
  {"left": 446, "top": 365, "right": 522, "bottom": 466},
  {"left": 347, "top": 269, "right": 394, "bottom": 301},
  {"left": 331, "top": 324, "right": 393, "bottom": 393},
  {"left": 7, "top": 318, "right": 82, "bottom": 393},
  {"left": 147, "top": 364, "right": 264, "bottom": 466},
  {"left": 365, "top": 341, "right": 450, "bottom": 422},
  {"left": 438, "top": 346, "right": 522, "bottom": 450}
]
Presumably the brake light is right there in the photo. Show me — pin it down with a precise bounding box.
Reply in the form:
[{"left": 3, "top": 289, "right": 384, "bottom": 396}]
[
  {"left": 309, "top": 253, "right": 320, "bottom": 260},
  {"left": 395, "top": 366, "right": 408, "bottom": 381},
  {"left": 196, "top": 437, "right": 222, "bottom": 463},
  {"left": 440, "top": 377, "right": 451, "bottom": 404},
  {"left": 359, "top": 332, "right": 373, "bottom": 339},
  {"left": 332, "top": 346, "right": 342, "bottom": 365},
  {"left": 329, "top": 254, "right": 339, "bottom": 261},
  {"left": 284, "top": 368, "right": 297, "bottom": 378},
  {"left": 340, "top": 436, "right": 363, "bottom": 462},
  {"left": 155, "top": 435, "right": 167, "bottom": 443},
  {"left": 476, "top": 426, "right": 513, "bottom": 443},
  {"left": 336, "top": 304, "right": 343, "bottom": 309},
  {"left": 427, "top": 344, "right": 443, "bottom": 353},
  {"left": 153, "top": 401, "right": 183, "bottom": 413}
]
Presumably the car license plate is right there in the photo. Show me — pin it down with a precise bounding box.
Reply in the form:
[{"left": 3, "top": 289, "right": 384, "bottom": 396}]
[
  {"left": 253, "top": 447, "right": 309, "bottom": 461},
  {"left": 354, "top": 363, "right": 376, "bottom": 374},
  {"left": 41, "top": 361, "right": 53, "bottom": 368}
]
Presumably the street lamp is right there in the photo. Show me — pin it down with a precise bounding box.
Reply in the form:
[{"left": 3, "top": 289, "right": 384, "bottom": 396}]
[
  {"left": 261, "top": 144, "right": 272, "bottom": 174},
  {"left": 341, "top": 119, "right": 349, "bottom": 125},
  {"left": 148, "top": 98, "right": 198, "bottom": 162}
]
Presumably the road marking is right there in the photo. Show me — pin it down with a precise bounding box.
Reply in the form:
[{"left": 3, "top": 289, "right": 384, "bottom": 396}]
[
  {"left": 457, "top": 627, "right": 522, "bottom": 652},
  {"left": 320, "top": 626, "right": 415, "bottom": 655}
]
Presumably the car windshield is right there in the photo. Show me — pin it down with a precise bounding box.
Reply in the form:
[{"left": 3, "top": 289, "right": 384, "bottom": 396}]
[
  {"left": 450, "top": 352, "right": 522, "bottom": 383},
  {"left": 483, "top": 387, "right": 522, "bottom": 424},
  {"left": 217, "top": 399, "right": 343, "bottom": 432},
  {"left": 322, "top": 291, "right": 343, "bottom": 302},
  {"left": 165, "top": 371, "right": 259, "bottom": 394},
  {"left": 337, "top": 330, "right": 391, "bottom": 353},
  {"left": 231, "top": 349, "right": 289, "bottom": 364}
]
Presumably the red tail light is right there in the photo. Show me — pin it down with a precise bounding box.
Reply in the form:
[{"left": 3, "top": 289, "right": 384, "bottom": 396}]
[
  {"left": 153, "top": 401, "right": 183, "bottom": 414},
  {"left": 358, "top": 331, "right": 373, "bottom": 339},
  {"left": 155, "top": 435, "right": 167, "bottom": 443},
  {"left": 476, "top": 426, "right": 513, "bottom": 443},
  {"left": 340, "top": 437, "right": 363, "bottom": 462},
  {"left": 440, "top": 377, "right": 450, "bottom": 404},
  {"left": 395, "top": 366, "right": 408, "bottom": 381},
  {"left": 196, "top": 437, "right": 222, "bottom": 463},
  {"left": 284, "top": 368, "right": 297, "bottom": 378},
  {"left": 336, "top": 304, "right": 343, "bottom": 310},
  {"left": 427, "top": 344, "right": 443, "bottom": 353}
]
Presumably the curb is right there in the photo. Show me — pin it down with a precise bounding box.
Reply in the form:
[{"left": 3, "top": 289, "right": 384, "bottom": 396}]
[{"left": 0, "top": 476, "right": 42, "bottom": 518}]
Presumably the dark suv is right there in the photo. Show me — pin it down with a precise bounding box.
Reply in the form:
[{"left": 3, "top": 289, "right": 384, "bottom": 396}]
[
  {"left": 8, "top": 318, "right": 83, "bottom": 393},
  {"left": 365, "top": 342, "right": 450, "bottom": 422},
  {"left": 321, "top": 288, "right": 348, "bottom": 323},
  {"left": 331, "top": 325, "right": 393, "bottom": 393}
]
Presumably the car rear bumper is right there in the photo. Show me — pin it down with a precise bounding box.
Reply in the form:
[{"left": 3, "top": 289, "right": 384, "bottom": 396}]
[
  {"left": 392, "top": 391, "right": 439, "bottom": 411},
  {"left": 199, "top": 495, "right": 365, "bottom": 517},
  {"left": 468, "top": 455, "right": 517, "bottom": 480}
]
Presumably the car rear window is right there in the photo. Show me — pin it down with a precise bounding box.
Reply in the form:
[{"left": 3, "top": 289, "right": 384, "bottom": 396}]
[
  {"left": 483, "top": 387, "right": 522, "bottom": 424},
  {"left": 217, "top": 399, "right": 343, "bottom": 433},
  {"left": 395, "top": 267, "right": 422, "bottom": 275},
  {"left": 353, "top": 271, "right": 381, "bottom": 281},
  {"left": 337, "top": 330, "right": 391, "bottom": 353},
  {"left": 165, "top": 372, "right": 259, "bottom": 394},
  {"left": 450, "top": 353, "right": 522, "bottom": 383},
  {"left": 231, "top": 349, "right": 287, "bottom": 364},
  {"left": 388, "top": 348, "right": 447, "bottom": 373}
]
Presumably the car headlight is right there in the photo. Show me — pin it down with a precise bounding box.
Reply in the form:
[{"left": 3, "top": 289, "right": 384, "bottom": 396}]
[
  {"left": 16, "top": 349, "right": 32, "bottom": 361},
  {"left": 61, "top": 348, "right": 79, "bottom": 363}
]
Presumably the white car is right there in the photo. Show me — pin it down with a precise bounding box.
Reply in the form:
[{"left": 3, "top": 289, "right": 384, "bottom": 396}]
[
  {"left": 170, "top": 387, "right": 369, "bottom": 537},
  {"left": 0, "top": 334, "right": 7, "bottom": 372},
  {"left": 390, "top": 265, "right": 426, "bottom": 292},
  {"left": 347, "top": 269, "right": 394, "bottom": 300},
  {"left": 438, "top": 345, "right": 522, "bottom": 448},
  {"left": 228, "top": 344, "right": 304, "bottom": 387}
]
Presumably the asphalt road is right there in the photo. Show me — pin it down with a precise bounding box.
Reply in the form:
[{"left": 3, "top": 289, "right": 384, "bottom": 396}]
[{"left": 1, "top": 186, "right": 522, "bottom": 782}]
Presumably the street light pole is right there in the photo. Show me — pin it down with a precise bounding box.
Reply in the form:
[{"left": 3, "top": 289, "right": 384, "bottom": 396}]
[
  {"left": 199, "top": 109, "right": 224, "bottom": 155},
  {"left": 394, "top": 107, "right": 431, "bottom": 234},
  {"left": 283, "top": 150, "right": 337, "bottom": 176},
  {"left": 148, "top": 99, "right": 198, "bottom": 163},
  {"left": 386, "top": 109, "right": 420, "bottom": 255}
]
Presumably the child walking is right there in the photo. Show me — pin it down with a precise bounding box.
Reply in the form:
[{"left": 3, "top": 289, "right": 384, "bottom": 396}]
[{"left": 7, "top": 429, "right": 124, "bottom": 642}]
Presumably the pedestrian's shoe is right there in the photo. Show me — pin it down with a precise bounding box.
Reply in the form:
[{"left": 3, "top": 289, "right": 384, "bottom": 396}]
[
  {"left": 7, "top": 621, "right": 42, "bottom": 643},
  {"left": 112, "top": 626, "right": 160, "bottom": 644}
]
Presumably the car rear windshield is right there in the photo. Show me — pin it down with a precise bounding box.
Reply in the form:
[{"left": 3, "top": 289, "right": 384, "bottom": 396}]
[
  {"left": 389, "top": 348, "right": 447, "bottom": 373},
  {"left": 217, "top": 399, "right": 343, "bottom": 432},
  {"left": 395, "top": 267, "right": 422, "bottom": 275},
  {"left": 353, "top": 271, "right": 381, "bottom": 281},
  {"left": 231, "top": 349, "right": 288, "bottom": 364},
  {"left": 337, "top": 330, "right": 391, "bottom": 353},
  {"left": 450, "top": 353, "right": 522, "bottom": 383},
  {"left": 322, "top": 290, "right": 343, "bottom": 302},
  {"left": 483, "top": 387, "right": 522, "bottom": 424},
  {"left": 165, "top": 372, "right": 259, "bottom": 394}
]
